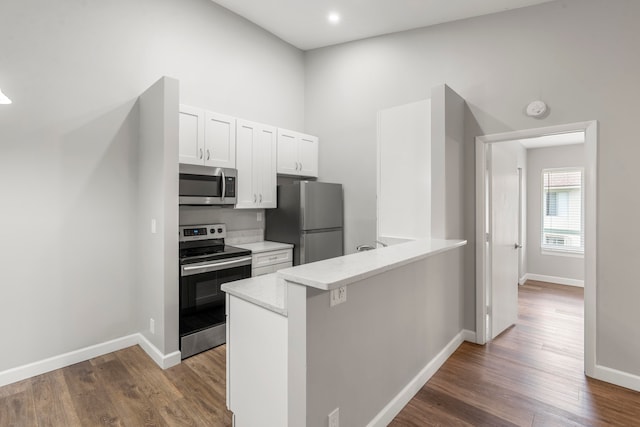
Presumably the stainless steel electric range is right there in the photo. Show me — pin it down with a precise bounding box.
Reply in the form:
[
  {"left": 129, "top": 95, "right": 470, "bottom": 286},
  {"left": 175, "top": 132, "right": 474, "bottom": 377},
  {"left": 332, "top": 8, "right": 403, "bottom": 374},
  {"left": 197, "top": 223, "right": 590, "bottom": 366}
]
[{"left": 179, "top": 223, "right": 251, "bottom": 359}]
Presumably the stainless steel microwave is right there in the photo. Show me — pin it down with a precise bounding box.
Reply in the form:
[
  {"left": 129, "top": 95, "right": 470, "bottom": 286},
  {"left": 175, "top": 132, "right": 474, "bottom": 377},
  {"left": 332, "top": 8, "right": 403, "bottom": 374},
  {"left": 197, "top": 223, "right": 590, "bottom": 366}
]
[{"left": 179, "top": 164, "right": 237, "bottom": 206}]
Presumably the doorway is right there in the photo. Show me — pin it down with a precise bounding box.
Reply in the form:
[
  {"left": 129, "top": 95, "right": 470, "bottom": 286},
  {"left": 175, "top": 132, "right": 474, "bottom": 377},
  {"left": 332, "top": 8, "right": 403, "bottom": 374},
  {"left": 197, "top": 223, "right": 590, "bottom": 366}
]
[{"left": 475, "top": 121, "right": 597, "bottom": 377}]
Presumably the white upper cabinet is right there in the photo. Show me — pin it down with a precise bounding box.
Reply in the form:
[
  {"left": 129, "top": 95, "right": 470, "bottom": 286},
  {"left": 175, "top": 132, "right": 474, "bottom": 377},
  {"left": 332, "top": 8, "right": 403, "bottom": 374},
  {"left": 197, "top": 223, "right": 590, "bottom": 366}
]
[
  {"left": 276, "top": 129, "right": 318, "bottom": 178},
  {"left": 179, "top": 105, "right": 205, "bottom": 165},
  {"left": 236, "top": 119, "right": 277, "bottom": 209},
  {"left": 298, "top": 133, "right": 319, "bottom": 177},
  {"left": 179, "top": 105, "right": 236, "bottom": 168},
  {"left": 204, "top": 111, "right": 236, "bottom": 168},
  {"left": 255, "top": 125, "right": 277, "bottom": 207}
]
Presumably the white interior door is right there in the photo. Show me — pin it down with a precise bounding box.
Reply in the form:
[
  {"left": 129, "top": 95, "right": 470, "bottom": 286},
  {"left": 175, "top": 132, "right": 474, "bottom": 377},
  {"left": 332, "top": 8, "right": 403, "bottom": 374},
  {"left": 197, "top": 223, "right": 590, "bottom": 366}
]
[{"left": 489, "top": 143, "right": 519, "bottom": 339}]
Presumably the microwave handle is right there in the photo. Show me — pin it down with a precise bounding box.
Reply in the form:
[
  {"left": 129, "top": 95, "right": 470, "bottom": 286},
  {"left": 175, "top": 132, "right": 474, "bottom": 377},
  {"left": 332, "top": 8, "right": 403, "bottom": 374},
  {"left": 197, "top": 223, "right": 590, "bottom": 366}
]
[{"left": 221, "top": 169, "right": 226, "bottom": 201}]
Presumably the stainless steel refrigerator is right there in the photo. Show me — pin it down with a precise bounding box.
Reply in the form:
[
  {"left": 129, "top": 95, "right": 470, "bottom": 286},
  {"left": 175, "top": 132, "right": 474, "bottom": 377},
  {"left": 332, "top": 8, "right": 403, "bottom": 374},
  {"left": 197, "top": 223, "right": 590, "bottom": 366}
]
[{"left": 265, "top": 181, "right": 343, "bottom": 265}]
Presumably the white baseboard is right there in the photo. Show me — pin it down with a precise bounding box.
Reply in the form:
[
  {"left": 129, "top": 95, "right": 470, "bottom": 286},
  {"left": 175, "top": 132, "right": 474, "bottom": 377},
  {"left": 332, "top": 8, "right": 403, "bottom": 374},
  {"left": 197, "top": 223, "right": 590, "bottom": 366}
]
[
  {"left": 138, "top": 334, "right": 181, "bottom": 369},
  {"left": 519, "top": 275, "right": 527, "bottom": 285},
  {"left": 367, "top": 330, "right": 465, "bottom": 427},
  {"left": 593, "top": 364, "right": 640, "bottom": 393},
  {"left": 523, "top": 273, "right": 584, "bottom": 288},
  {"left": 461, "top": 329, "right": 477, "bottom": 344},
  {"left": 0, "top": 333, "right": 181, "bottom": 388}
]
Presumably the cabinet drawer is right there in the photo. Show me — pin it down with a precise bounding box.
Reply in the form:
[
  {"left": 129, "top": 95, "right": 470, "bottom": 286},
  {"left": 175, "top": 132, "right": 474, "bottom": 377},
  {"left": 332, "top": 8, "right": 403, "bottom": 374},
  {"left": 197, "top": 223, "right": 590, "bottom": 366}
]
[
  {"left": 253, "top": 261, "right": 293, "bottom": 277},
  {"left": 252, "top": 249, "right": 292, "bottom": 268}
]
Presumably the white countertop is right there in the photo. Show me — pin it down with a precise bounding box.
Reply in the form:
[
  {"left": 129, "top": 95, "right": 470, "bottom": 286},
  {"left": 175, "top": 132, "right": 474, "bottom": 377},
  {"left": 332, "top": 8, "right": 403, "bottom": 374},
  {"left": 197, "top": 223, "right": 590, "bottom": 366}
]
[
  {"left": 278, "top": 238, "right": 467, "bottom": 291},
  {"left": 222, "top": 238, "right": 466, "bottom": 315},
  {"left": 233, "top": 241, "right": 294, "bottom": 253},
  {"left": 221, "top": 274, "right": 286, "bottom": 316}
]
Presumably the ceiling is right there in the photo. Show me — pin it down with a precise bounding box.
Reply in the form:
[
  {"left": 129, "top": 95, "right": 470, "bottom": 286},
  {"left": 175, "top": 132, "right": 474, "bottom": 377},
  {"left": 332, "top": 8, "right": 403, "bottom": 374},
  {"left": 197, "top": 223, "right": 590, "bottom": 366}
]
[
  {"left": 211, "top": 0, "right": 555, "bottom": 50},
  {"left": 519, "top": 132, "right": 585, "bottom": 149}
]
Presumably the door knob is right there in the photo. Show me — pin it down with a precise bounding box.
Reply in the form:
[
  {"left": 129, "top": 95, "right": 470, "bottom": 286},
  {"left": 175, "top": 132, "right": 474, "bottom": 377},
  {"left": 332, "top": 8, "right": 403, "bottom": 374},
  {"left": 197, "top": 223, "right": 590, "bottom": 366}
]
[{"left": 514, "top": 243, "right": 522, "bottom": 249}]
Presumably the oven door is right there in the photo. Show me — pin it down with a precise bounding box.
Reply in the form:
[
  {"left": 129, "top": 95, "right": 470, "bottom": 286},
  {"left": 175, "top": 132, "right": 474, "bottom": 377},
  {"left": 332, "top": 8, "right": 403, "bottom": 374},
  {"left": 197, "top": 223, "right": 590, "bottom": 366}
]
[
  {"left": 179, "top": 256, "right": 251, "bottom": 358},
  {"left": 180, "top": 256, "right": 252, "bottom": 313}
]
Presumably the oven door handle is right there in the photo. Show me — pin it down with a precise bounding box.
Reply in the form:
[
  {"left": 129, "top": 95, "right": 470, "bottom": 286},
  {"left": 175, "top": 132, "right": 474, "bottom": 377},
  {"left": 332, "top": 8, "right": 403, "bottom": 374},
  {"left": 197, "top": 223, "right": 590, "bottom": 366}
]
[{"left": 181, "top": 256, "right": 252, "bottom": 276}]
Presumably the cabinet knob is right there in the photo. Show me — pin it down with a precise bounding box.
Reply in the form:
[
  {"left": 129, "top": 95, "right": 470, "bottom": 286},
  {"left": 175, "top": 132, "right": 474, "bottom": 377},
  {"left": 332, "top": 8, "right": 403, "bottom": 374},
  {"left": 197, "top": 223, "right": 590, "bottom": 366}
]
[
  {"left": 199, "top": 148, "right": 203, "bottom": 159},
  {"left": 254, "top": 194, "right": 257, "bottom": 203},
  {"left": 206, "top": 149, "right": 211, "bottom": 160},
  {"left": 259, "top": 194, "right": 262, "bottom": 203}
]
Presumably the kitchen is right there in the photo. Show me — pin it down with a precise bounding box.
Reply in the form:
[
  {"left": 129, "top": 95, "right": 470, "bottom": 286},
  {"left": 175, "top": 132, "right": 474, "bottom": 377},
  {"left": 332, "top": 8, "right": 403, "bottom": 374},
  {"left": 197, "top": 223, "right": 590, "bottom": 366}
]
[
  {"left": 176, "top": 117, "right": 345, "bottom": 357},
  {"left": 2, "top": 0, "right": 640, "bottom": 425}
]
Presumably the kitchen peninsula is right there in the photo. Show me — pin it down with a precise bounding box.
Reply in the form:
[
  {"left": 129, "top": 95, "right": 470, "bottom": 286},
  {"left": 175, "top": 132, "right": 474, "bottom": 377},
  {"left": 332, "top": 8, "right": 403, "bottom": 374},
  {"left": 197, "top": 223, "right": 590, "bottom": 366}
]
[{"left": 222, "top": 238, "right": 467, "bottom": 427}]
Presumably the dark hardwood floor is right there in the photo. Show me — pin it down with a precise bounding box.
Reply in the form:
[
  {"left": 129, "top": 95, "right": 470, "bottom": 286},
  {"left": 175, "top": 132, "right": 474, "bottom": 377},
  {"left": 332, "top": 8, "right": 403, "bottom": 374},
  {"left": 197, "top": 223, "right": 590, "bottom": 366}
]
[
  {"left": 1, "top": 280, "right": 638, "bottom": 426},
  {"left": 390, "top": 280, "right": 640, "bottom": 426}
]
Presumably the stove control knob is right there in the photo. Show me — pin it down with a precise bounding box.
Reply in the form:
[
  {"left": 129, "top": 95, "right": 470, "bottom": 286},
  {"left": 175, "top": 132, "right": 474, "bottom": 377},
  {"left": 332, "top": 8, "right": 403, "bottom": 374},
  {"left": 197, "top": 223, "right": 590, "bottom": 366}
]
[
  {"left": 217, "top": 228, "right": 223, "bottom": 234},
  {"left": 210, "top": 228, "right": 216, "bottom": 234}
]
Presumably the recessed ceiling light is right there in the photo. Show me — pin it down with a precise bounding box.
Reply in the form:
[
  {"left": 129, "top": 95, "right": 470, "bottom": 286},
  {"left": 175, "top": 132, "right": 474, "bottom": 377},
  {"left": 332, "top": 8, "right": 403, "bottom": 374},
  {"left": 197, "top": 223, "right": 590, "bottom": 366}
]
[{"left": 327, "top": 12, "right": 341, "bottom": 25}]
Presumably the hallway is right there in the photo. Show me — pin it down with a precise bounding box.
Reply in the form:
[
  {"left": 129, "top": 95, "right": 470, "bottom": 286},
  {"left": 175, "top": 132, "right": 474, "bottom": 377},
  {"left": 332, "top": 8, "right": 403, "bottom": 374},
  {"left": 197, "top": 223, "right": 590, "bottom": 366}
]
[{"left": 391, "top": 281, "right": 640, "bottom": 426}]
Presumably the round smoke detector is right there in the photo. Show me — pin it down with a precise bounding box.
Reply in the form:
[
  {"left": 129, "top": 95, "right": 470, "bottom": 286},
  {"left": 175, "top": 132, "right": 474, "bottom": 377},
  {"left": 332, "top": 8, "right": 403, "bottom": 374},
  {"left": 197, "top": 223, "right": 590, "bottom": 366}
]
[{"left": 526, "top": 100, "right": 547, "bottom": 117}]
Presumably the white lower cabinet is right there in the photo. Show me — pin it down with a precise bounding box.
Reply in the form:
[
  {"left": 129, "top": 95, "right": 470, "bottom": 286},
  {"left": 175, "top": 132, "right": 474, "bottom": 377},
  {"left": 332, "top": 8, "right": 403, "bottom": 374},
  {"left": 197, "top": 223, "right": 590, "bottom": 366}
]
[
  {"left": 236, "top": 119, "right": 277, "bottom": 209},
  {"left": 226, "top": 295, "right": 287, "bottom": 426},
  {"left": 252, "top": 248, "right": 292, "bottom": 277},
  {"left": 253, "top": 262, "right": 292, "bottom": 277}
]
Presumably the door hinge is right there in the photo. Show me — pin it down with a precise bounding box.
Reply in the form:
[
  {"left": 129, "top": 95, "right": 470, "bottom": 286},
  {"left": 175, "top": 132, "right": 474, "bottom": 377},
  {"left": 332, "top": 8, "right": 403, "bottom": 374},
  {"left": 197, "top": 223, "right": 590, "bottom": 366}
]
[
  {"left": 485, "top": 233, "right": 490, "bottom": 243},
  {"left": 486, "top": 305, "right": 492, "bottom": 315}
]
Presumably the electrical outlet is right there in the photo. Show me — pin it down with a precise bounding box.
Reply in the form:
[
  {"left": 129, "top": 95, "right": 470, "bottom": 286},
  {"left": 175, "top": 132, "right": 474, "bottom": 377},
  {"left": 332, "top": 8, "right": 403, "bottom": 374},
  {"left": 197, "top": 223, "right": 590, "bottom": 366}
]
[
  {"left": 150, "top": 318, "right": 155, "bottom": 334},
  {"left": 328, "top": 407, "right": 339, "bottom": 427},
  {"left": 330, "top": 287, "right": 347, "bottom": 307},
  {"left": 257, "top": 212, "right": 263, "bottom": 222}
]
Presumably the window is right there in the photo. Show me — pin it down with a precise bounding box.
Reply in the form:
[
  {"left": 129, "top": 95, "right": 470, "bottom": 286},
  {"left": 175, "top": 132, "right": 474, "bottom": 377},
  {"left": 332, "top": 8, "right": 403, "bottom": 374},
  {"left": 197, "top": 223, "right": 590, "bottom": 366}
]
[
  {"left": 545, "top": 235, "right": 565, "bottom": 245},
  {"left": 541, "top": 169, "right": 583, "bottom": 254},
  {"left": 545, "top": 192, "right": 558, "bottom": 216}
]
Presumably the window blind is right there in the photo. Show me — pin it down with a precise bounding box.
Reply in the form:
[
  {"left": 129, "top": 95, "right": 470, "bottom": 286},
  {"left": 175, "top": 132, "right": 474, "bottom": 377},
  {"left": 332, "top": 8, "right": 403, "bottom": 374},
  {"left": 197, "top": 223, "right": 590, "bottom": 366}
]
[{"left": 541, "top": 169, "right": 584, "bottom": 254}]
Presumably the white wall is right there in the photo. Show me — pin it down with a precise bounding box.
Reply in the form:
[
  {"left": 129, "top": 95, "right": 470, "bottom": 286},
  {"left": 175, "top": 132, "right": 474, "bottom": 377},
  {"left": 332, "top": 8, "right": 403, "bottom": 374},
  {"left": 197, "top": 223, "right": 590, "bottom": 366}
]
[
  {"left": 0, "top": 0, "right": 304, "bottom": 372},
  {"left": 137, "top": 77, "right": 180, "bottom": 356},
  {"left": 431, "top": 84, "right": 466, "bottom": 240},
  {"left": 305, "top": 0, "right": 640, "bottom": 376},
  {"left": 305, "top": 248, "right": 464, "bottom": 427},
  {"left": 377, "top": 99, "right": 431, "bottom": 242},
  {"left": 526, "top": 144, "right": 584, "bottom": 282}
]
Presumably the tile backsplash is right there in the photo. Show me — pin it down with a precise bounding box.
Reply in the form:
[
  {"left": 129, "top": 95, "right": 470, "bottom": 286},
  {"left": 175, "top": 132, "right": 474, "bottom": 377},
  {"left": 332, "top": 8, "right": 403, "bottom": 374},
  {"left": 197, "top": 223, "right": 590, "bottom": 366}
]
[
  {"left": 179, "top": 206, "right": 265, "bottom": 243},
  {"left": 226, "top": 229, "right": 264, "bottom": 245}
]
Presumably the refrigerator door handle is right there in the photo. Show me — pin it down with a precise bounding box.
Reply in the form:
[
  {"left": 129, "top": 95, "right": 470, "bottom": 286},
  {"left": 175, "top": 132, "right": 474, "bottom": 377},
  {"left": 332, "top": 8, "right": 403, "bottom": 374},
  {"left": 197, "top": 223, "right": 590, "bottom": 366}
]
[{"left": 300, "top": 227, "right": 343, "bottom": 234}]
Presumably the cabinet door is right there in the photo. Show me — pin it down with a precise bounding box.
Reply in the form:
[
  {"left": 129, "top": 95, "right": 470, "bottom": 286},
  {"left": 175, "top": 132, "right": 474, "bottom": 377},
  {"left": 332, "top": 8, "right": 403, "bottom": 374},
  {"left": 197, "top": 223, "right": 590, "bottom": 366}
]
[
  {"left": 255, "top": 125, "right": 277, "bottom": 208},
  {"left": 276, "top": 129, "right": 299, "bottom": 175},
  {"left": 204, "top": 111, "right": 236, "bottom": 168},
  {"left": 179, "top": 105, "right": 205, "bottom": 165},
  {"left": 235, "top": 120, "right": 257, "bottom": 209},
  {"left": 298, "top": 133, "right": 318, "bottom": 178},
  {"left": 252, "top": 249, "right": 292, "bottom": 268}
]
